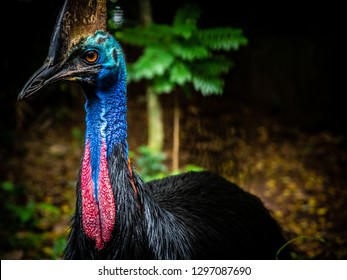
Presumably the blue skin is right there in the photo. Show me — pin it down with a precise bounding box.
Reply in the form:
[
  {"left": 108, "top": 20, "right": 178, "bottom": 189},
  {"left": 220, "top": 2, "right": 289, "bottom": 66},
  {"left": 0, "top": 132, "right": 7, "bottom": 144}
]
[{"left": 81, "top": 31, "right": 128, "bottom": 199}]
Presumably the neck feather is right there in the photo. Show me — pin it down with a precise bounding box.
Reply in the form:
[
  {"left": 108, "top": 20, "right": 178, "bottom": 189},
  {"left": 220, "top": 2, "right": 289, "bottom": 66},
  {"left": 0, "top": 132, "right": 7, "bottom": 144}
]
[
  {"left": 80, "top": 81, "right": 128, "bottom": 249},
  {"left": 85, "top": 84, "right": 128, "bottom": 158}
]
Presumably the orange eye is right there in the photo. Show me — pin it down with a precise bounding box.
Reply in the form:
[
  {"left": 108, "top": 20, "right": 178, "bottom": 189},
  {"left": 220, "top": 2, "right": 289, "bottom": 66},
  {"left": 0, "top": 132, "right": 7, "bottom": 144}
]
[{"left": 84, "top": 50, "right": 99, "bottom": 64}]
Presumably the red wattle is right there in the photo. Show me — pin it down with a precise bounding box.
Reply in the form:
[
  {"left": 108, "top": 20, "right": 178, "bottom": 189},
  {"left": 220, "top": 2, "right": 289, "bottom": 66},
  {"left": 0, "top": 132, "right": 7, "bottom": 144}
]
[
  {"left": 81, "top": 141, "right": 115, "bottom": 250},
  {"left": 98, "top": 140, "right": 116, "bottom": 244}
]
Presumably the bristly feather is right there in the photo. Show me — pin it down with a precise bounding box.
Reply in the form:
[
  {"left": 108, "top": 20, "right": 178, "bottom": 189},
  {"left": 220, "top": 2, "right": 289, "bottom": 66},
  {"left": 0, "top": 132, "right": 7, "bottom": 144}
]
[{"left": 65, "top": 144, "right": 290, "bottom": 260}]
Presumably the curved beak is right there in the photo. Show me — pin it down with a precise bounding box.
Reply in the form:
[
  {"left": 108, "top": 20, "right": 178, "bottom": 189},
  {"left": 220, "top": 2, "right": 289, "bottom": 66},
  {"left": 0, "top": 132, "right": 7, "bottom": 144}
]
[
  {"left": 18, "top": 0, "right": 107, "bottom": 100},
  {"left": 18, "top": 58, "right": 63, "bottom": 100}
]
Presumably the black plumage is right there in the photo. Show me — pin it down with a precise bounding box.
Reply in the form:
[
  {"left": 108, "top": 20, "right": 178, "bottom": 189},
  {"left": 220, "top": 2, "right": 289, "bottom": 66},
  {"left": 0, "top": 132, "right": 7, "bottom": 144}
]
[{"left": 63, "top": 144, "right": 290, "bottom": 260}]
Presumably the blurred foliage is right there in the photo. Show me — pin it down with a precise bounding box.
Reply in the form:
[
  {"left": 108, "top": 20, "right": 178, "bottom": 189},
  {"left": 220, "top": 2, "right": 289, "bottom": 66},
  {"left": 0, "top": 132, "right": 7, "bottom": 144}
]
[
  {"left": 130, "top": 145, "right": 205, "bottom": 182},
  {"left": 111, "top": 4, "right": 247, "bottom": 96},
  {"left": 0, "top": 124, "right": 81, "bottom": 259},
  {"left": 220, "top": 126, "right": 345, "bottom": 259},
  {"left": 0, "top": 181, "right": 66, "bottom": 259},
  {"left": 130, "top": 146, "right": 168, "bottom": 182}
]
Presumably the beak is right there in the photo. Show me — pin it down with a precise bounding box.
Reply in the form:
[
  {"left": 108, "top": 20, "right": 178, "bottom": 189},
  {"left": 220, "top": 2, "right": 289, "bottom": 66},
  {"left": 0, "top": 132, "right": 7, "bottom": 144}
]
[
  {"left": 18, "top": 58, "right": 64, "bottom": 100},
  {"left": 18, "top": 0, "right": 107, "bottom": 100}
]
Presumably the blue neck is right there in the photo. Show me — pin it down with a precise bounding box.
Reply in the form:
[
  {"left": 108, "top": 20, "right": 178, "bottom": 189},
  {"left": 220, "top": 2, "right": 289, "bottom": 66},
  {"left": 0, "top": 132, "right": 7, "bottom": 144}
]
[
  {"left": 84, "top": 87, "right": 128, "bottom": 159},
  {"left": 84, "top": 31, "right": 128, "bottom": 160},
  {"left": 84, "top": 44, "right": 128, "bottom": 156},
  {"left": 83, "top": 57, "right": 128, "bottom": 195}
]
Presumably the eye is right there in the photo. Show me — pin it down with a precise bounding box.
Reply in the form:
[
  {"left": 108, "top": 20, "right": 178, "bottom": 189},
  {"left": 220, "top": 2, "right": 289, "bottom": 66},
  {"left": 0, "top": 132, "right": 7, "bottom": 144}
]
[{"left": 83, "top": 50, "right": 99, "bottom": 64}]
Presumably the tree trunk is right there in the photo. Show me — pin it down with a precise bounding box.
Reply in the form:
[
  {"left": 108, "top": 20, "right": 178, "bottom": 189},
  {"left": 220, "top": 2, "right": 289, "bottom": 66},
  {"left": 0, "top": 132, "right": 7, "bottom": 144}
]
[
  {"left": 146, "top": 85, "right": 164, "bottom": 153},
  {"left": 172, "top": 92, "right": 180, "bottom": 170},
  {"left": 138, "top": 0, "right": 164, "bottom": 154},
  {"left": 138, "top": 0, "right": 152, "bottom": 27}
]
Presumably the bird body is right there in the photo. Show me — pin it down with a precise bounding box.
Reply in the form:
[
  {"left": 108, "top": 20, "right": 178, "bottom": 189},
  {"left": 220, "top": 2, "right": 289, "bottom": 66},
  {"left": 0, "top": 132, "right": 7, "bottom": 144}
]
[
  {"left": 19, "top": 0, "right": 290, "bottom": 260},
  {"left": 67, "top": 167, "right": 290, "bottom": 259}
]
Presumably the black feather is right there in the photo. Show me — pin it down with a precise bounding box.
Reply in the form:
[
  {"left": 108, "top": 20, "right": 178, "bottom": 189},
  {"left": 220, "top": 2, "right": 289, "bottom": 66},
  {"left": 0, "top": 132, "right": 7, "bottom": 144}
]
[{"left": 64, "top": 143, "right": 291, "bottom": 259}]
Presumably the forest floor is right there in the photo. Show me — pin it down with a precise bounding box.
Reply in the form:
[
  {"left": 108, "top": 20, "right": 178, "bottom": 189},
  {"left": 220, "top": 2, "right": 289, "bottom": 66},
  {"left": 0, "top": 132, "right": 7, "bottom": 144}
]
[{"left": 1, "top": 89, "right": 346, "bottom": 259}]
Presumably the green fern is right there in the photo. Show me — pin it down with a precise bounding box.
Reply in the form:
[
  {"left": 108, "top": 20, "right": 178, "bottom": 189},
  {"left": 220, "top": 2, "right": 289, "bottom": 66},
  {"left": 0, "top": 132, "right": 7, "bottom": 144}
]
[
  {"left": 192, "top": 76, "right": 225, "bottom": 95},
  {"left": 116, "top": 24, "right": 175, "bottom": 47},
  {"left": 127, "top": 47, "right": 174, "bottom": 81},
  {"left": 170, "top": 42, "right": 210, "bottom": 61},
  {"left": 169, "top": 62, "right": 192, "bottom": 85},
  {"left": 172, "top": 4, "right": 200, "bottom": 39},
  {"left": 191, "top": 57, "right": 233, "bottom": 76},
  {"left": 197, "top": 27, "right": 248, "bottom": 50},
  {"left": 153, "top": 75, "right": 175, "bottom": 94},
  {"left": 113, "top": 4, "right": 247, "bottom": 96}
]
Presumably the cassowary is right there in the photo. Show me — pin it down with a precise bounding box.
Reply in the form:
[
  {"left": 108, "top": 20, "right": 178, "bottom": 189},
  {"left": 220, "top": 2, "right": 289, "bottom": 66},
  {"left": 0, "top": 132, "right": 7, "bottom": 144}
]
[{"left": 18, "top": 0, "right": 290, "bottom": 259}]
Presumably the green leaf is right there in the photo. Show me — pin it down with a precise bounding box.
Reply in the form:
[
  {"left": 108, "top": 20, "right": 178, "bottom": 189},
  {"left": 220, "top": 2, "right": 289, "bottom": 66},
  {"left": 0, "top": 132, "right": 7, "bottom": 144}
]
[
  {"left": 169, "top": 62, "right": 192, "bottom": 85},
  {"left": 173, "top": 4, "right": 201, "bottom": 27},
  {"left": 153, "top": 76, "right": 175, "bottom": 94},
  {"left": 1, "top": 181, "right": 14, "bottom": 192},
  {"left": 171, "top": 42, "right": 210, "bottom": 61},
  {"left": 191, "top": 57, "right": 233, "bottom": 76},
  {"left": 116, "top": 24, "right": 175, "bottom": 48},
  {"left": 172, "top": 4, "right": 201, "bottom": 39},
  {"left": 197, "top": 27, "right": 248, "bottom": 50},
  {"left": 184, "top": 164, "right": 205, "bottom": 172},
  {"left": 13, "top": 201, "right": 36, "bottom": 224},
  {"left": 192, "top": 76, "right": 224, "bottom": 95},
  {"left": 37, "top": 202, "right": 60, "bottom": 216},
  {"left": 127, "top": 48, "right": 174, "bottom": 81}
]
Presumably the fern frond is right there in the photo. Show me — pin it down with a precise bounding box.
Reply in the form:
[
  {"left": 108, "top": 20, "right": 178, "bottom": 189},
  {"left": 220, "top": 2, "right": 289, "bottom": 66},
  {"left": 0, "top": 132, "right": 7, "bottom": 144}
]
[
  {"left": 192, "top": 75, "right": 224, "bottom": 95},
  {"left": 170, "top": 42, "right": 210, "bottom": 61},
  {"left": 169, "top": 62, "right": 192, "bottom": 85},
  {"left": 191, "top": 56, "right": 233, "bottom": 76},
  {"left": 153, "top": 76, "right": 175, "bottom": 94},
  {"left": 127, "top": 48, "right": 174, "bottom": 82},
  {"left": 116, "top": 24, "right": 175, "bottom": 47},
  {"left": 196, "top": 27, "right": 248, "bottom": 50},
  {"left": 172, "top": 4, "right": 201, "bottom": 39},
  {"left": 173, "top": 4, "right": 201, "bottom": 27}
]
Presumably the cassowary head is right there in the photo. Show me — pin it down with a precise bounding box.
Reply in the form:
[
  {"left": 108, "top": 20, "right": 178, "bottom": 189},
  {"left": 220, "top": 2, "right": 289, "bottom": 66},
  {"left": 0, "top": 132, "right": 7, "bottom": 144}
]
[{"left": 18, "top": 0, "right": 125, "bottom": 100}]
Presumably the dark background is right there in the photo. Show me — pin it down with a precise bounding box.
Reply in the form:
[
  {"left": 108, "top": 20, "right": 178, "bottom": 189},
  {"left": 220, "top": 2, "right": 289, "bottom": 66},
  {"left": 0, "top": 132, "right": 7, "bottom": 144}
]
[
  {"left": 0, "top": 0, "right": 343, "bottom": 259},
  {"left": 0, "top": 0, "right": 337, "bottom": 133}
]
